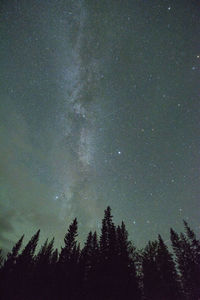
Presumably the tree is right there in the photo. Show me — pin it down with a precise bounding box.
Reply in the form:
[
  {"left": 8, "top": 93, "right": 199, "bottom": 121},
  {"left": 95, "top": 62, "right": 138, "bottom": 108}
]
[
  {"left": 142, "top": 240, "right": 161, "bottom": 300},
  {"left": 34, "top": 238, "right": 55, "bottom": 299},
  {"left": 98, "top": 206, "right": 118, "bottom": 299},
  {"left": 142, "top": 236, "right": 182, "bottom": 300},
  {"left": 79, "top": 231, "right": 100, "bottom": 299},
  {"left": 59, "top": 218, "right": 78, "bottom": 263},
  {"left": 98, "top": 207, "right": 141, "bottom": 300},
  {"left": 116, "top": 221, "right": 141, "bottom": 300},
  {"left": 171, "top": 223, "right": 200, "bottom": 299},
  {"left": 57, "top": 218, "right": 79, "bottom": 300},
  {"left": 18, "top": 230, "right": 40, "bottom": 265},
  {"left": 0, "top": 234, "right": 24, "bottom": 299},
  {"left": 156, "top": 234, "right": 181, "bottom": 299},
  {"left": 3, "top": 234, "right": 24, "bottom": 271},
  {"left": 15, "top": 230, "right": 40, "bottom": 299},
  {"left": 100, "top": 206, "right": 117, "bottom": 259}
]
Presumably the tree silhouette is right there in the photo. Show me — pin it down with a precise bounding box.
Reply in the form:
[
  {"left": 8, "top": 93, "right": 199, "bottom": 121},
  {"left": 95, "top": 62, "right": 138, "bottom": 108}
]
[
  {"left": 142, "top": 236, "right": 182, "bottom": 300},
  {"left": 156, "top": 234, "right": 182, "bottom": 299},
  {"left": 0, "top": 207, "right": 199, "bottom": 300},
  {"left": 0, "top": 234, "right": 24, "bottom": 299},
  {"left": 171, "top": 222, "right": 200, "bottom": 299},
  {"left": 34, "top": 238, "right": 55, "bottom": 299},
  {"left": 0, "top": 230, "right": 40, "bottom": 299},
  {"left": 98, "top": 206, "right": 118, "bottom": 299},
  {"left": 116, "top": 221, "right": 141, "bottom": 300},
  {"left": 79, "top": 231, "right": 100, "bottom": 299},
  {"left": 3, "top": 234, "right": 24, "bottom": 271},
  {"left": 57, "top": 218, "right": 79, "bottom": 300},
  {"left": 142, "top": 240, "right": 161, "bottom": 299}
]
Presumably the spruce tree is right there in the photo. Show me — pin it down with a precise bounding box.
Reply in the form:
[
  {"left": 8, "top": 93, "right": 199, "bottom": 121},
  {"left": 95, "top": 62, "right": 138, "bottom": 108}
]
[
  {"left": 156, "top": 234, "right": 181, "bottom": 299},
  {"left": 79, "top": 231, "right": 100, "bottom": 299},
  {"left": 3, "top": 234, "right": 24, "bottom": 271},
  {"left": 142, "top": 240, "right": 161, "bottom": 300},
  {"left": 116, "top": 221, "right": 141, "bottom": 300},
  {"left": 171, "top": 224, "right": 200, "bottom": 299},
  {"left": 0, "top": 234, "right": 24, "bottom": 299},
  {"left": 34, "top": 238, "right": 55, "bottom": 299},
  {"left": 59, "top": 218, "right": 78, "bottom": 263},
  {"left": 14, "top": 230, "right": 40, "bottom": 299},
  {"left": 98, "top": 206, "right": 118, "bottom": 299},
  {"left": 57, "top": 218, "right": 79, "bottom": 300}
]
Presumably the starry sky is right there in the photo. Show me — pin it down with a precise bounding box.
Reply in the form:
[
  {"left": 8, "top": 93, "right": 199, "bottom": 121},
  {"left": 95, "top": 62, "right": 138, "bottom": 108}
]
[{"left": 1, "top": 0, "right": 200, "bottom": 253}]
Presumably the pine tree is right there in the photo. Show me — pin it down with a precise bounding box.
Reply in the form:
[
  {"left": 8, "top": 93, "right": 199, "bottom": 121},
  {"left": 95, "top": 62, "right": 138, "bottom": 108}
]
[
  {"left": 3, "top": 234, "right": 24, "bottom": 271},
  {"left": 59, "top": 218, "right": 78, "bottom": 263},
  {"left": 100, "top": 206, "right": 117, "bottom": 260},
  {"left": 156, "top": 234, "right": 181, "bottom": 299},
  {"left": 15, "top": 230, "right": 40, "bottom": 299},
  {"left": 34, "top": 238, "right": 55, "bottom": 299},
  {"left": 142, "top": 240, "right": 161, "bottom": 300},
  {"left": 18, "top": 229, "right": 40, "bottom": 265},
  {"left": 116, "top": 221, "right": 141, "bottom": 300},
  {"left": 171, "top": 224, "right": 200, "bottom": 299},
  {"left": 0, "top": 234, "right": 24, "bottom": 299},
  {"left": 79, "top": 231, "right": 100, "bottom": 299},
  {"left": 57, "top": 218, "right": 79, "bottom": 300}
]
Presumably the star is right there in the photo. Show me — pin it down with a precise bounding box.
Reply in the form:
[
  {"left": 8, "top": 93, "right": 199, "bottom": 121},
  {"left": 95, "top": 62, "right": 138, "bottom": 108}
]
[{"left": 117, "top": 151, "right": 121, "bottom": 155}]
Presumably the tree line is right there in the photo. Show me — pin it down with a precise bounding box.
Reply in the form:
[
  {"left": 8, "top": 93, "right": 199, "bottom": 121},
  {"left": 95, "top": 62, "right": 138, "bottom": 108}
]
[{"left": 0, "top": 206, "right": 199, "bottom": 300}]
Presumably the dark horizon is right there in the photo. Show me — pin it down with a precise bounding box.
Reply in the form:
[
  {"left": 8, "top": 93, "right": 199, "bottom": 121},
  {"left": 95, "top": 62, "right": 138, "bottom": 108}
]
[{"left": 1, "top": 206, "right": 200, "bottom": 299}]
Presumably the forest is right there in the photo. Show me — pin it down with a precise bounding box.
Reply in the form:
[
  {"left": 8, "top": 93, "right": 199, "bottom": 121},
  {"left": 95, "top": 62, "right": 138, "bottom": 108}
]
[{"left": 0, "top": 206, "right": 200, "bottom": 300}]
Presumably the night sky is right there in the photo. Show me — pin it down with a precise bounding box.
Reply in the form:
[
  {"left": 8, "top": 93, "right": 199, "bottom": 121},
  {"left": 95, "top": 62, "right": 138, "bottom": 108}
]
[{"left": 1, "top": 0, "right": 200, "bottom": 253}]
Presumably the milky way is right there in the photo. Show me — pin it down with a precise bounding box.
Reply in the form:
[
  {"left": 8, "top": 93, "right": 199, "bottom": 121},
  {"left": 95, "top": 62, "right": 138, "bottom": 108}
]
[{"left": 0, "top": 0, "right": 200, "bottom": 252}]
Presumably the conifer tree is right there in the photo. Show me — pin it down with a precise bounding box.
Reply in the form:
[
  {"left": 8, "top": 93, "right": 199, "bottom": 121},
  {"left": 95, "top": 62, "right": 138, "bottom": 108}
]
[
  {"left": 34, "top": 238, "right": 55, "bottom": 299},
  {"left": 100, "top": 206, "right": 117, "bottom": 259},
  {"left": 18, "top": 229, "right": 40, "bottom": 265},
  {"left": 116, "top": 221, "right": 141, "bottom": 300},
  {"left": 97, "top": 206, "right": 117, "bottom": 299},
  {"left": 59, "top": 218, "right": 78, "bottom": 263},
  {"left": 57, "top": 218, "right": 79, "bottom": 300},
  {"left": 142, "top": 240, "right": 161, "bottom": 300},
  {"left": 10, "top": 230, "right": 40, "bottom": 299},
  {"left": 171, "top": 224, "right": 200, "bottom": 299},
  {"left": 156, "top": 234, "right": 181, "bottom": 299},
  {"left": 0, "top": 236, "right": 24, "bottom": 299},
  {"left": 4, "top": 234, "right": 24, "bottom": 270},
  {"left": 79, "top": 231, "right": 100, "bottom": 299}
]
